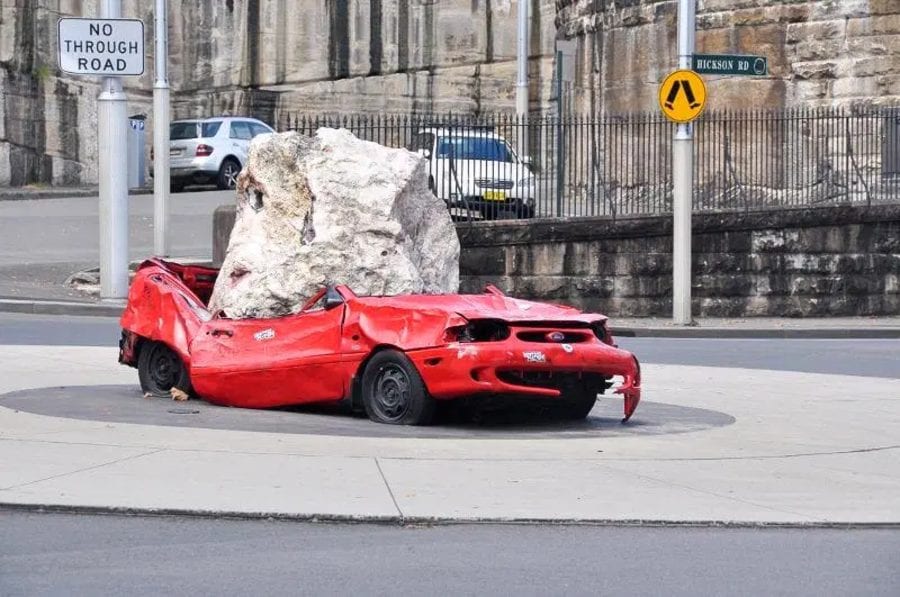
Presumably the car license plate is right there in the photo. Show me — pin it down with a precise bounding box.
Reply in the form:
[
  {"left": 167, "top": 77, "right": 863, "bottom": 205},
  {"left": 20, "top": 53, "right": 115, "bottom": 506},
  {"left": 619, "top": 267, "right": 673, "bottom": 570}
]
[
  {"left": 483, "top": 190, "right": 506, "bottom": 201},
  {"left": 170, "top": 148, "right": 183, "bottom": 157}
]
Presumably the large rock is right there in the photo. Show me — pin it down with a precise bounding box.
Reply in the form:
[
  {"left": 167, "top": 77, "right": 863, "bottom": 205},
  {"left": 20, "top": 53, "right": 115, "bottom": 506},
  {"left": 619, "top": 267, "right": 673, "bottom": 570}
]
[{"left": 208, "top": 128, "right": 460, "bottom": 319}]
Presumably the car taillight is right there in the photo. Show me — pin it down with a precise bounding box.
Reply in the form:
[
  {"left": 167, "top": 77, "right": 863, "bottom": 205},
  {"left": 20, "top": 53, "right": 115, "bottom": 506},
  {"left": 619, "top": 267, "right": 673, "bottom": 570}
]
[{"left": 196, "top": 144, "right": 214, "bottom": 157}]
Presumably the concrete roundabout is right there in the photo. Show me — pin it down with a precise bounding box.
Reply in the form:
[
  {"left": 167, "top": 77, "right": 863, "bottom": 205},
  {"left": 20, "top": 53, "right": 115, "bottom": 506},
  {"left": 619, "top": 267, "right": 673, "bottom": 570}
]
[
  {"left": 1, "top": 344, "right": 898, "bottom": 525},
  {"left": 0, "top": 385, "right": 735, "bottom": 440}
]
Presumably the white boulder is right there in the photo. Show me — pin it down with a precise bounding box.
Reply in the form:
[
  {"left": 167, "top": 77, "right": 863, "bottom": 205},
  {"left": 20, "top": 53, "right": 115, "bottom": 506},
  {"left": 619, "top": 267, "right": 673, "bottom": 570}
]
[{"left": 208, "top": 128, "right": 461, "bottom": 319}]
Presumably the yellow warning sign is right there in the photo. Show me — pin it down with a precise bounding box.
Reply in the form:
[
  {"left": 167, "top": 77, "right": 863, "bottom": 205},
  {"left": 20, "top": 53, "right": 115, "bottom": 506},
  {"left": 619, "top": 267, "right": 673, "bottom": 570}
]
[{"left": 658, "top": 69, "right": 707, "bottom": 124}]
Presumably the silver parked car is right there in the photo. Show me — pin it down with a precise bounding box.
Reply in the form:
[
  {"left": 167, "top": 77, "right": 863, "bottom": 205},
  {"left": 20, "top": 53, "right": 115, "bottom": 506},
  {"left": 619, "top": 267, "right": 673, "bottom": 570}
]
[{"left": 153, "top": 117, "right": 275, "bottom": 192}]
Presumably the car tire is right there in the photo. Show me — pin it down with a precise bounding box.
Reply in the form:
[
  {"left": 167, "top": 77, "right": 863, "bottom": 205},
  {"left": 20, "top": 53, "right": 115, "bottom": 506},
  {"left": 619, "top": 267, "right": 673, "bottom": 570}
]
[
  {"left": 137, "top": 340, "right": 192, "bottom": 398},
  {"left": 517, "top": 204, "right": 535, "bottom": 219},
  {"left": 217, "top": 158, "right": 241, "bottom": 191},
  {"left": 170, "top": 180, "right": 185, "bottom": 193},
  {"left": 361, "top": 350, "right": 435, "bottom": 425},
  {"left": 557, "top": 386, "right": 598, "bottom": 420}
]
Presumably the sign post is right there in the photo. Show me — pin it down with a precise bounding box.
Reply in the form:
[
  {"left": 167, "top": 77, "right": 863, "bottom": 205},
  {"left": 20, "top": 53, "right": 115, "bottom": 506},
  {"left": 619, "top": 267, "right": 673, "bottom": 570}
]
[
  {"left": 516, "top": 0, "right": 528, "bottom": 158},
  {"left": 672, "top": 0, "right": 696, "bottom": 325},
  {"left": 153, "top": 0, "right": 171, "bottom": 257},
  {"left": 59, "top": 4, "right": 144, "bottom": 300}
]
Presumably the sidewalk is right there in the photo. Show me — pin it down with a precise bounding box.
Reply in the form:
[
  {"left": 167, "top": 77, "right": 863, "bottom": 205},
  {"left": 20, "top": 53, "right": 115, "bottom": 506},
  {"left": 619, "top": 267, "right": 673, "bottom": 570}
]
[{"left": 1, "top": 346, "right": 898, "bottom": 525}]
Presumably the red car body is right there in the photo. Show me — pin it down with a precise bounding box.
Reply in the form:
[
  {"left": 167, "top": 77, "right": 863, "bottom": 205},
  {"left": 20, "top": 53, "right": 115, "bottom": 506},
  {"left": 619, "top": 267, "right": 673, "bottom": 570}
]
[{"left": 119, "top": 259, "right": 641, "bottom": 422}]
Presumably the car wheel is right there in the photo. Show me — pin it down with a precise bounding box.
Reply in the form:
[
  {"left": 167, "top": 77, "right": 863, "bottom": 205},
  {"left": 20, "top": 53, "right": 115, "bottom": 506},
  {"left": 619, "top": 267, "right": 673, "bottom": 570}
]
[
  {"left": 137, "top": 341, "right": 192, "bottom": 398},
  {"left": 217, "top": 158, "right": 241, "bottom": 190},
  {"left": 170, "top": 180, "right": 185, "bottom": 193},
  {"left": 517, "top": 204, "right": 535, "bottom": 219},
  {"left": 361, "top": 350, "right": 435, "bottom": 425},
  {"left": 557, "top": 386, "right": 598, "bottom": 420}
]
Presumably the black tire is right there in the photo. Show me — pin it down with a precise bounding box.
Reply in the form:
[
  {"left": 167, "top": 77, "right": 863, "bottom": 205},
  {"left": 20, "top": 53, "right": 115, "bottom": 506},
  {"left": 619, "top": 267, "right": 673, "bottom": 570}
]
[
  {"left": 170, "top": 180, "right": 185, "bottom": 193},
  {"left": 137, "top": 341, "right": 192, "bottom": 398},
  {"left": 557, "top": 386, "right": 598, "bottom": 420},
  {"left": 361, "top": 350, "right": 435, "bottom": 425},
  {"left": 217, "top": 158, "right": 241, "bottom": 190},
  {"left": 517, "top": 204, "right": 535, "bottom": 219}
]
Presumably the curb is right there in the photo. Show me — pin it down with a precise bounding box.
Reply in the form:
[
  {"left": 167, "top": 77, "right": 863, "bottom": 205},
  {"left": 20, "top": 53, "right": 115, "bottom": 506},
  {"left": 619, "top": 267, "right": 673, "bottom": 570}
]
[
  {"left": 0, "top": 187, "right": 153, "bottom": 201},
  {"left": 611, "top": 326, "right": 900, "bottom": 339},
  {"left": 2, "top": 503, "right": 898, "bottom": 529},
  {"left": 0, "top": 298, "right": 124, "bottom": 318},
  {"left": 2, "top": 298, "right": 900, "bottom": 338}
]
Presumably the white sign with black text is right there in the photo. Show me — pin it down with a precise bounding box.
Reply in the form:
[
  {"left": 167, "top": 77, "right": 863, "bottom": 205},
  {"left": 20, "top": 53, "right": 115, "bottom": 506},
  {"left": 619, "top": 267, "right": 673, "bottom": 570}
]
[{"left": 57, "top": 18, "right": 144, "bottom": 76}]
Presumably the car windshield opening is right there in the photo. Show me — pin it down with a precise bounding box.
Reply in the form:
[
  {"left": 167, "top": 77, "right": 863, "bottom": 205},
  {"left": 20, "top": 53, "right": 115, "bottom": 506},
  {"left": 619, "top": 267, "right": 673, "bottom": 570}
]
[
  {"left": 436, "top": 137, "right": 513, "bottom": 162},
  {"left": 170, "top": 121, "right": 222, "bottom": 140}
]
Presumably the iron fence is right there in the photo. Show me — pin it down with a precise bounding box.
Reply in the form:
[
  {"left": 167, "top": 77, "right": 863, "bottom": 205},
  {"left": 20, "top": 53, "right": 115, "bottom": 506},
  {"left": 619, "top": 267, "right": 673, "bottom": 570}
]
[{"left": 277, "top": 107, "right": 900, "bottom": 221}]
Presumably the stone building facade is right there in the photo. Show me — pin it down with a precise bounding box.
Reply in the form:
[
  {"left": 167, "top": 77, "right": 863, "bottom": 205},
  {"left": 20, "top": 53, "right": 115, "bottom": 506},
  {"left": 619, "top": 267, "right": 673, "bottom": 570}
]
[
  {"left": 557, "top": 0, "right": 900, "bottom": 114},
  {"left": 1, "top": 0, "right": 898, "bottom": 186}
]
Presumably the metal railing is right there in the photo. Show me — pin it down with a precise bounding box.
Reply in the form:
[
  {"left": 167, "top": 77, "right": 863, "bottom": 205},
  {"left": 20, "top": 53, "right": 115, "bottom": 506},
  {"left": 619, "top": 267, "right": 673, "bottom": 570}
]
[{"left": 276, "top": 107, "right": 900, "bottom": 221}]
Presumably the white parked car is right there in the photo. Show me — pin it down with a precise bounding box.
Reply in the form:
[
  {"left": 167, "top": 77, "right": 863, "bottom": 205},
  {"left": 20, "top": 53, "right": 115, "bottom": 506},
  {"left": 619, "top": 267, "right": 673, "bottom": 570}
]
[
  {"left": 407, "top": 126, "right": 536, "bottom": 219},
  {"left": 153, "top": 117, "right": 275, "bottom": 192}
]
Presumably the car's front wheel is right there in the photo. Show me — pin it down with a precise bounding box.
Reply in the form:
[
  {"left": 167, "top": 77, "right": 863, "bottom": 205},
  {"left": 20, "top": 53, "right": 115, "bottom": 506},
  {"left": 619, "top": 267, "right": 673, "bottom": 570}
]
[
  {"left": 557, "top": 386, "right": 599, "bottom": 420},
  {"left": 137, "top": 340, "right": 192, "bottom": 398},
  {"left": 361, "top": 350, "right": 435, "bottom": 425},
  {"left": 217, "top": 158, "right": 241, "bottom": 190}
]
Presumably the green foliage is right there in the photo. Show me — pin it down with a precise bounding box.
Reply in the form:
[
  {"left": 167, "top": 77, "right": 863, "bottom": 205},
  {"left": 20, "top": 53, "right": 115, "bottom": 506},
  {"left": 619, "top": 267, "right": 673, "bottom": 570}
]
[{"left": 32, "top": 64, "right": 53, "bottom": 82}]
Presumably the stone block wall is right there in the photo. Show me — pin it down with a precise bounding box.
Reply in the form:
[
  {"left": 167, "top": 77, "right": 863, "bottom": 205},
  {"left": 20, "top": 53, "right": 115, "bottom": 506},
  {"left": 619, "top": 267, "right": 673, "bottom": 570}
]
[
  {"left": 557, "top": 0, "right": 900, "bottom": 114},
  {"left": 457, "top": 204, "right": 900, "bottom": 317},
  {"left": 213, "top": 202, "right": 900, "bottom": 317}
]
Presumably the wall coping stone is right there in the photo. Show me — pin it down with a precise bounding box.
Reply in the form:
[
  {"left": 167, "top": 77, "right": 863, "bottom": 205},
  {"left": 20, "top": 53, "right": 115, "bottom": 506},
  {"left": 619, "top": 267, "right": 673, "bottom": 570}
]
[{"left": 457, "top": 204, "right": 900, "bottom": 247}]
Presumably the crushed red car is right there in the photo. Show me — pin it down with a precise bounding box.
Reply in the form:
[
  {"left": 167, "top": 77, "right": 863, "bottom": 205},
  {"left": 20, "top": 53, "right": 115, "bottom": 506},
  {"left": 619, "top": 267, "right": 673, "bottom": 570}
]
[{"left": 119, "top": 259, "right": 641, "bottom": 425}]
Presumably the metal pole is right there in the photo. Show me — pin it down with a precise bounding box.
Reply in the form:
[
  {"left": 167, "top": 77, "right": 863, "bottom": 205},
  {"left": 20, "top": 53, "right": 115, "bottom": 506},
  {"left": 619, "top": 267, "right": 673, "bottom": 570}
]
[
  {"left": 516, "top": 0, "right": 529, "bottom": 156},
  {"left": 555, "top": 50, "right": 564, "bottom": 217},
  {"left": 99, "top": 0, "right": 129, "bottom": 299},
  {"left": 672, "top": 0, "right": 695, "bottom": 324},
  {"left": 153, "top": 0, "right": 170, "bottom": 256}
]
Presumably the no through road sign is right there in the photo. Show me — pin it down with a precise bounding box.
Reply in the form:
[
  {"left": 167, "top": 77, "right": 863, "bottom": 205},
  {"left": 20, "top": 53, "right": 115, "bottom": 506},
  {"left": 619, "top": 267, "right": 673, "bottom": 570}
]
[{"left": 58, "top": 18, "right": 144, "bottom": 76}]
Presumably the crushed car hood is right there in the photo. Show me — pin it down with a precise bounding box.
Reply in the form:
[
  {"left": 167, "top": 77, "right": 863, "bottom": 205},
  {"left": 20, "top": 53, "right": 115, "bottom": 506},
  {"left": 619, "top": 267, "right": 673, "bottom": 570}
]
[{"left": 351, "top": 293, "right": 607, "bottom": 325}]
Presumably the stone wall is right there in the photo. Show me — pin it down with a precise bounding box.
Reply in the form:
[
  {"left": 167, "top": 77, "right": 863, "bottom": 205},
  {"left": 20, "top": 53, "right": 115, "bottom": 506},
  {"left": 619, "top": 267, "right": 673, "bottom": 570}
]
[
  {"left": 457, "top": 204, "right": 900, "bottom": 317},
  {"left": 2, "top": 1, "right": 899, "bottom": 186},
  {"left": 557, "top": 0, "right": 900, "bottom": 114},
  {"left": 213, "top": 203, "right": 900, "bottom": 317},
  {"left": 0, "top": 1, "right": 154, "bottom": 186},
  {"left": 167, "top": 0, "right": 559, "bottom": 120}
]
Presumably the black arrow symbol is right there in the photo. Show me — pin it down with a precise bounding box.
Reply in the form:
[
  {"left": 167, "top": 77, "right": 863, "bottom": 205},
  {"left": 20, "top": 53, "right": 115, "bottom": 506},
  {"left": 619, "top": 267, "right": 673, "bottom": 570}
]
[
  {"left": 681, "top": 80, "right": 700, "bottom": 109},
  {"left": 664, "top": 80, "right": 681, "bottom": 110}
]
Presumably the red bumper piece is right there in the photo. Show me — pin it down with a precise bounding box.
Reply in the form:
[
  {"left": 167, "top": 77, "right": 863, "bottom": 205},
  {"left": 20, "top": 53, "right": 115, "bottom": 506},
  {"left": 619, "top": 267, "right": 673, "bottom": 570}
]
[{"left": 615, "top": 356, "right": 642, "bottom": 422}]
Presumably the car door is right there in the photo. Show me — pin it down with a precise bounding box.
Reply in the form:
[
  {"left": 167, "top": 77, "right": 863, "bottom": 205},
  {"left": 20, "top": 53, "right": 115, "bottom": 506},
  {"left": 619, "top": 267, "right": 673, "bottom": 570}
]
[
  {"left": 228, "top": 120, "right": 254, "bottom": 166},
  {"left": 188, "top": 302, "right": 347, "bottom": 409}
]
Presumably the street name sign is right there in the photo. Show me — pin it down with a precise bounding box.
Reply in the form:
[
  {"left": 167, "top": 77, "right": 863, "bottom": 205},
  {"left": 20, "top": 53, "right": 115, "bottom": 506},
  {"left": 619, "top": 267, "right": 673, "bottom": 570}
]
[
  {"left": 58, "top": 18, "right": 144, "bottom": 76},
  {"left": 692, "top": 53, "right": 767, "bottom": 76},
  {"left": 659, "top": 69, "right": 707, "bottom": 124}
]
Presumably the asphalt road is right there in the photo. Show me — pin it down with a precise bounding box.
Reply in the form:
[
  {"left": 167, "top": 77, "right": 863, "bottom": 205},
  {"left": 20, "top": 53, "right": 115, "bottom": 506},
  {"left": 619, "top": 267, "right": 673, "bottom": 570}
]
[
  {"left": 1, "top": 312, "right": 898, "bottom": 378},
  {"left": 0, "top": 190, "right": 231, "bottom": 267},
  {"left": 1, "top": 511, "right": 897, "bottom": 596}
]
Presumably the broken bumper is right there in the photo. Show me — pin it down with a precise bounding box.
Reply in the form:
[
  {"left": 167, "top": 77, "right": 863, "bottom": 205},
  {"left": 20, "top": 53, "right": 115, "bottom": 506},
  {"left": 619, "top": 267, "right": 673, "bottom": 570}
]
[{"left": 409, "top": 343, "right": 642, "bottom": 420}]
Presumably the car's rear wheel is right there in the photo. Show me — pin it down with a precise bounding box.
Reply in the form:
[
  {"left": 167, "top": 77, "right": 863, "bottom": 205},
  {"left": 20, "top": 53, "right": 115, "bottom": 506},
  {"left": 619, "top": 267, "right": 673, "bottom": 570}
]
[
  {"left": 137, "top": 341, "right": 192, "bottom": 398},
  {"left": 361, "top": 350, "right": 435, "bottom": 425},
  {"left": 217, "top": 158, "right": 241, "bottom": 190}
]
